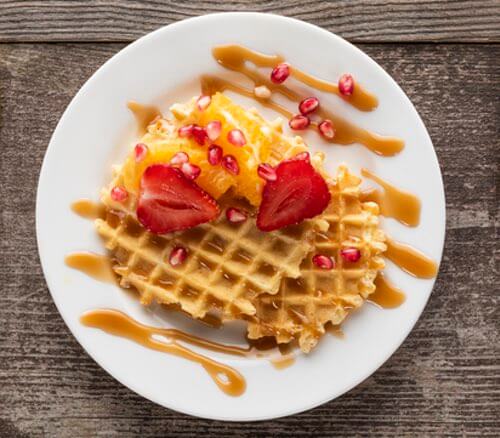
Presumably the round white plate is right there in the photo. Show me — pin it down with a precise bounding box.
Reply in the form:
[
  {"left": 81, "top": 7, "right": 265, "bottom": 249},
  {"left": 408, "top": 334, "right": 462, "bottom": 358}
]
[{"left": 36, "top": 13, "right": 445, "bottom": 421}]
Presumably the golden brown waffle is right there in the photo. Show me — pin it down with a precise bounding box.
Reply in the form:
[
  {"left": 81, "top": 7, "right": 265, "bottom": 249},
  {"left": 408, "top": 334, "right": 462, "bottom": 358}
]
[
  {"left": 246, "top": 166, "right": 386, "bottom": 352},
  {"left": 96, "top": 170, "right": 327, "bottom": 320}
]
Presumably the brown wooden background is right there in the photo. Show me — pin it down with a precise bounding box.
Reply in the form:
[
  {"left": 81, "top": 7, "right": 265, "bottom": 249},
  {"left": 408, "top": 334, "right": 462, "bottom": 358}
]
[{"left": 1, "top": 1, "right": 499, "bottom": 436}]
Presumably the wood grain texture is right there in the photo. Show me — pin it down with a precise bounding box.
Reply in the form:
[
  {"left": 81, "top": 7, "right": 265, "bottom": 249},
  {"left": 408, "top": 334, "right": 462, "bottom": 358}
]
[
  {"left": 0, "top": 42, "right": 499, "bottom": 436},
  {"left": 0, "top": 1, "right": 499, "bottom": 43}
]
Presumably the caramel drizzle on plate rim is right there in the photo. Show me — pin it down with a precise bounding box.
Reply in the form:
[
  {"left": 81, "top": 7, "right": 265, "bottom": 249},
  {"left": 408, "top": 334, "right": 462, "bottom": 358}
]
[
  {"left": 80, "top": 309, "right": 246, "bottom": 396},
  {"left": 67, "top": 44, "right": 439, "bottom": 395},
  {"left": 385, "top": 237, "right": 438, "bottom": 279},
  {"left": 127, "top": 101, "right": 162, "bottom": 135},
  {"left": 369, "top": 273, "right": 406, "bottom": 309},
  {"left": 212, "top": 44, "right": 378, "bottom": 111},
  {"left": 360, "top": 169, "right": 421, "bottom": 227}
]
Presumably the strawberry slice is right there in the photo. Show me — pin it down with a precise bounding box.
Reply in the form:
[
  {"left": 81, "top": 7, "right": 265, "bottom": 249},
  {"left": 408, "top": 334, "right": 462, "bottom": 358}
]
[
  {"left": 256, "top": 159, "right": 330, "bottom": 231},
  {"left": 137, "top": 164, "right": 219, "bottom": 234}
]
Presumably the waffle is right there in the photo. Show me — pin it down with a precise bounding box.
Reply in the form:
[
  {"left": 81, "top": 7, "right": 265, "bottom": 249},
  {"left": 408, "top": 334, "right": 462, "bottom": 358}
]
[
  {"left": 96, "top": 170, "right": 327, "bottom": 320},
  {"left": 246, "top": 166, "right": 387, "bottom": 352}
]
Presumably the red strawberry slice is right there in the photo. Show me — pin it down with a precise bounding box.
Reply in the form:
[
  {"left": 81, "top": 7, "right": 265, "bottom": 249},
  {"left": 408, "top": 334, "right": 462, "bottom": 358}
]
[
  {"left": 256, "top": 159, "right": 330, "bottom": 231},
  {"left": 137, "top": 164, "right": 219, "bottom": 234}
]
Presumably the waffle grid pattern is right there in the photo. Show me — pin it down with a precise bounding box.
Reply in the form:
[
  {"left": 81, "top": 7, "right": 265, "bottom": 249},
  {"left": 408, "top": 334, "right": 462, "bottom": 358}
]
[
  {"left": 97, "top": 185, "right": 319, "bottom": 319},
  {"left": 247, "top": 166, "right": 386, "bottom": 352}
]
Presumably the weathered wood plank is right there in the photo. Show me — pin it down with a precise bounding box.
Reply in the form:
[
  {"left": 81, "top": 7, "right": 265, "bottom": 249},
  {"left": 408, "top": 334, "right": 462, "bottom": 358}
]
[
  {"left": 0, "top": 1, "right": 499, "bottom": 43},
  {"left": 0, "top": 43, "right": 498, "bottom": 436}
]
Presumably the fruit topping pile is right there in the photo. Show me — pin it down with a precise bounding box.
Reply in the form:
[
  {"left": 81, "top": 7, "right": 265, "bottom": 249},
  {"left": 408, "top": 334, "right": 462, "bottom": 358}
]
[
  {"left": 111, "top": 152, "right": 331, "bottom": 237},
  {"left": 114, "top": 93, "right": 333, "bottom": 237},
  {"left": 121, "top": 93, "right": 307, "bottom": 207}
]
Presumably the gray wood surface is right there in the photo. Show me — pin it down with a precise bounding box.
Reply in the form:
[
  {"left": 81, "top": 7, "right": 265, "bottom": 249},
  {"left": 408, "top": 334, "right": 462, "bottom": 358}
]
[
  {"left": 0, "top": 3, "right": 499, "bottom": 436},
  {"left": 0, "top": 0, "right": 499, "bottom": 43}
]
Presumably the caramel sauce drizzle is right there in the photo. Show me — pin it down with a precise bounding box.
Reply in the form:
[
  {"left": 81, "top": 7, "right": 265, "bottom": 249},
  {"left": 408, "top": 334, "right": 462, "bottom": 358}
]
[
  {"left": 210, "top": 46, "right": 404, "bottom": 156},
  {"left": 369, "top": 274, "right": 406, "bottom": 308},
  {"left": 127, "top": 101, "right": 162, "bottom": 135},
  {"left": 360, "top": 169, "right": 421, "bottom": 227},
  {"left": 212, "top": 45, "right": 378, "bottom": 111},
  {"left": 71, "top": 199, "right": 106, "bottom": 220},
  {"left": 270, "top": 355, "right": 296, "bottom": 370},
  {"left": 65, "top": 252, "right": 116, "bottom": 284},
  {"left": 385, "top": 237, "right": 438, "bottom": 279},
  {"left": 81, "top": 309, "right": 246, "bottom": 396}
]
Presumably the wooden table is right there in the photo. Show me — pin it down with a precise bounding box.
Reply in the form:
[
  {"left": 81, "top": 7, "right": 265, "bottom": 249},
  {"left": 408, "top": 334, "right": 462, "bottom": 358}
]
[{"left": 1, "top": 2, "right": 498, "bottom": 436}]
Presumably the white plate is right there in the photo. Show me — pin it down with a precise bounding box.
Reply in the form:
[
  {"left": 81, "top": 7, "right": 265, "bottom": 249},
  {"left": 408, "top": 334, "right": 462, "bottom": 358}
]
[{"left": 36, "top": 13, "right": 445, "bottom": 421}]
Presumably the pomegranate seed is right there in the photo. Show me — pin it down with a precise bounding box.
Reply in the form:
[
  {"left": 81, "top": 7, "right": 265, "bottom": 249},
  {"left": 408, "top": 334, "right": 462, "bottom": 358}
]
[
  {"left": 134, "top": 143, "right": 148, "bottom": 162},
  {"left": 257, "top": 163, "right": 277, "bottom": 182},
  {"left": 192, "top": 125, "right": 208, "bottom": 145},
  {"left": 178, "top": 124, "right": 194, "bottom": 138},
  {"left": 169, "top": 246, "right": 188, "bottom": 267},
  {"left": 226, "top": 207, "right": 247, "bottom": 223},
  {"left": 222, "top": 155, "right": 239, "bottom": 175},
  {"left": 206, "top": 120, "right": 222, "bottom": 141},
  {"left": 338, "top": 74, "right": 354, "bottom": 96},
  {"left": 318, "top": 119, "right": 336, "bottom": 139},
  {"left": 294, "top": 151, "right": 310, "bottom": 162},
  {"left": 110, "top": 186, "right": 128, "bottom": 202},
  {"left": 196, "top": 95, "right": 211, "bottom": 111},
  {"left": 313, "top": 254, "right": 335, "bottom": 270},
  {"left": 207, "top": 144, "right": 223, "bottom": 165},
  {"left": 299, "top": 96, "right": 320, "bottom": 115},
  {"left": 289, "top": 114, "right": 310, "bottom": 130},
  {"left": 254, "top": 85, "right": 271, "bottom": 99},
  {"left": 181, "top": 162, "right": 201, "bottom": 180},
  {"left": 170, "top": 151, "right": 189, "bottom": 165},
  {"left": 341, "top": 247, "right": 361, "bottom": 262},
  {"left": 270, "top": 62, "right": 290, "bottom": 84},
  {"left": 227, "top": 129, "right": 246, "bottom": 147}
]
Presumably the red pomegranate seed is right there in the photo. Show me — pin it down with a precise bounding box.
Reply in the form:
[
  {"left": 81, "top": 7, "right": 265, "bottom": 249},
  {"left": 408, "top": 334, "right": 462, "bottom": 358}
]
[
  {"left": 181, "top": 162, "right": 201, "bottom": 180},
  {"left": 338, "top": 74, "right": 354, "bottom": 96},
  {"left": 341, "top": 247, "right": 361, "bottom": 262},
  {"left": 110, "top": 186, "right": 128, "bottom": 202},
  {"left": 226, "top": 207, "right": 247, "bottom": 223},
  {"left": 294, "top": 151, "right": 310, "bottom": 162},
  {"left": 313, "top": 254, "right": 335, "bottom": 270},
  {"left": 289, "top": 114, "right": 310, "bottom": 130},
  {"left": 170, "top": 151, "right": 189, "bottom": 165},
  {"left": 206, "top": 120, "right": 222, "bottom": 141},
  {"left": 196, "top": 95, "right": 211, "bottom": 111},
  {"left": 318, "top": 119, "right": 336, "bottom": 139},
  {"left": 299, "top": 96, "right": 320, "bottom": 115},
  {"left": 169, "top": 246, "right": 188, "bottom": 267},
  {"left": 222, "top": 155, "right": 239, "bottom": 175},
  {"left": 227, "top": 129, "right": 246, "bottom": 147},
  {"left": 178, "top": 124, "right": 194, "bottom": 138},
  {"left": 192, "top": 125, "right": 208, "bottom": 145},
  {"left": 207, "top": 144, "right": 223, "bottom": 165},
  {"left": 257, "top": 163, "right": 277, "bottom": 182},
  {"left": 270, "top": 62, "right": 291, "bottom": 84},
  {"left": 134, "top": 143, "right": 148, "bottom": 162}
]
